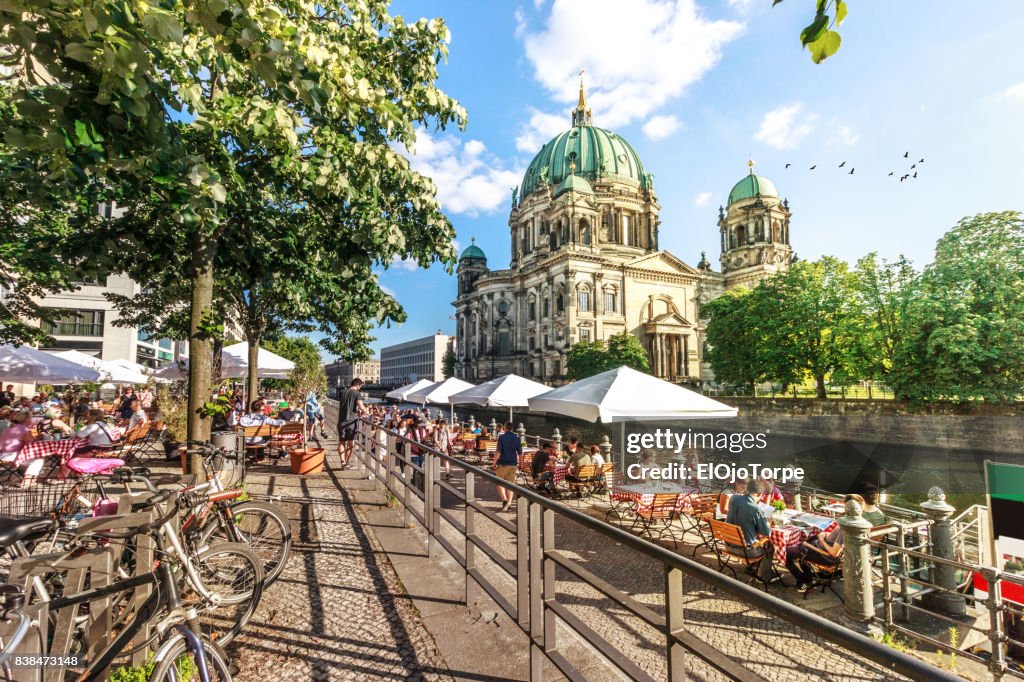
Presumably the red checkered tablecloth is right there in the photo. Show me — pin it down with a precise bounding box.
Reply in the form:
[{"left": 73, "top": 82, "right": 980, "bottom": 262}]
[
  {"left": 610, "top": 483, "right": 699, "bottom": 511},
  {"left": 770, "top": 519, "right": 838, "bottom": 564},
  {"left": 14, "top": 438, "right": 86, "bottom": 466}
]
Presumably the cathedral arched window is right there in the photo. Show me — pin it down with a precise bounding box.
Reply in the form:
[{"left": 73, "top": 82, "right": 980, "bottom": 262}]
[
  {"left": 556, "top": 291, "right": 565, "bottom": 314},
  {"left": 580, "top": 219, "right": 592, "bottom": 246},
  {"left": 603, "top": 287, "right": 617, "bottom": 314},
  {"left": 578, "top": 287, "right": 592, "bottom": 312}
]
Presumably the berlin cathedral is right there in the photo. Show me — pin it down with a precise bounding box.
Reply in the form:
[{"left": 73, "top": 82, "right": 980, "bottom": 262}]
[{"left": 452, "top": 80, "right": 795, "bottom": 385}]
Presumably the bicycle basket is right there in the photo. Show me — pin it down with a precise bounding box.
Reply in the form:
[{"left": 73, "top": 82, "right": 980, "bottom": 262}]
[{"left": 0, "top": 478, "right": 97, "bottom": 522}]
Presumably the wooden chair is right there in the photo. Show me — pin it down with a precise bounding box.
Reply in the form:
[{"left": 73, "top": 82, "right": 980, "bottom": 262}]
[
  {"left": 680, "top": 493, "right": 719, "bottom": 557},
  {"left": 109, "top": 423, "right": 152, "bottom": 465},
  {"left": 239, "top": 423, "right": 281, "bottom": 461},
  {"left": 629, "top": 494, "right": 683, "bottom": 548},
  {"left": 517, "top": 452, "right": 535, "bottom": 485},
  {"left": 591, "top": 462, "right": 615, "bottom": 496},
  {"left": 269, "top": 422, "right": 306, "bottom": 457},
  {"left": 476, "top": 439, "right": 497, "bottom": 465},
  {"left": 802, "top": 542, "right": 844, "bottom": 601},
  {"left": 708, "top": 519, "right": 777, "bottom": 592},
  {"left": 566, "top": 464, "right": 599, "bottom": 500}
]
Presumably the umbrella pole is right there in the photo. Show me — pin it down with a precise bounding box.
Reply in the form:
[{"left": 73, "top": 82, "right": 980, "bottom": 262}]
[{"left": 509, "top": 406, "right": 513, "bottom": 423}]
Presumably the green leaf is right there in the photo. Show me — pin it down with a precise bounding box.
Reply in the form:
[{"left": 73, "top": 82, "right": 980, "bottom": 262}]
[
  {"left": 74, "top": 120, "right": 92, "bottom": 146},
  {"left": 835, "top": 0, "right": 848, "bottom": 27},
  {"left": 800, "top": 13, "right": 829, "bottom": 47},
  {"left": 808, "top": 30, "right": 842, "bottom": 64},
  {"left": 65, "top": 42, "right": 93, "bottom": 62}
]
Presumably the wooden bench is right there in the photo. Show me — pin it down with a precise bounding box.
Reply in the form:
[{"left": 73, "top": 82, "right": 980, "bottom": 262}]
[{"left": 238, "top": 423, "right": 281, "bottom": 461}]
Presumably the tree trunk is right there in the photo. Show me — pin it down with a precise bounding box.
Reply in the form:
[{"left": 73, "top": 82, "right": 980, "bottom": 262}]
[
  {"left": 247, "top": 336, "right": 260, "bottom": 411},
  {"left": 187, "top": 233, "right": 217, "bottom": 475},
  {"left": 815, "top": 374, "right": 827, "bottom": 400}
]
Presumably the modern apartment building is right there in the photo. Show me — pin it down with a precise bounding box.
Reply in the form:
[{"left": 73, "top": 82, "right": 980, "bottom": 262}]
[
  {"left": 380, "top": 331, "right": 451, "bottom": 388},
  {"left": 36, "top": 274, "right": 186, "bottom": 368}
]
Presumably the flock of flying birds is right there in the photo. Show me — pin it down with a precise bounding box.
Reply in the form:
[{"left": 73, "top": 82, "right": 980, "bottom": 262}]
[{"left": 783, "top": 152, "right": 925, "bottom": 182}]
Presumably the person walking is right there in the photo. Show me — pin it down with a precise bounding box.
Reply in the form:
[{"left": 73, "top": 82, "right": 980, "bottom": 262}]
[
  {"left": 492, "top": 421, "right": 522, "bottom": 513},
  {"left": 337, "top": 378, "right": 366, "bottom": 469}
]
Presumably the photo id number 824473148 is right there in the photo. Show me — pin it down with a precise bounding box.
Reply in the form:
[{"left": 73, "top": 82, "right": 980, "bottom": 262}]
[{"left": 7, "top": 655, "right": 80, "bottom": 669}]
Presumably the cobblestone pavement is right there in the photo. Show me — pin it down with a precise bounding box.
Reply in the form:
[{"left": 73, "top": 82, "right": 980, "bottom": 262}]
[
  {"left": 219, "top": 440, "right": 454, "bottom": 682},
  {"left": 343, "top": 441, "right": 917, "bottom": 682}
]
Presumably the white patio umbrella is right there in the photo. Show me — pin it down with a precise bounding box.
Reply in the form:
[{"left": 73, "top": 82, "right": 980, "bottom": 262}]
[
  {"left": 527, "top": 366, "right": 737, "bottom": 423},
  {"left": 406, "top": 377, "right": 474, "bottom": 422},
  {"left": 447, "top": 374, "right": 552, "bottom": 422},
  {"left": 527, "top": 366, "right": 737, "bottom": 467},
  {"left": 221, "top": 342, "right": 295, "bottom": 379},
  {"left": 385, "top": 378, "right": 435, "bottom": 402},
  {"left": 0, "top": 344, "right": 102, "bottom": 383},
  {"left": 53, "top": 350, "right": 150, "bottom": 385}
]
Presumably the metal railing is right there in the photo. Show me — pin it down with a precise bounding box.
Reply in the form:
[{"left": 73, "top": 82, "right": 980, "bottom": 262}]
[{"left": 325, "top": 401, "right": 957, "bottom": 682}]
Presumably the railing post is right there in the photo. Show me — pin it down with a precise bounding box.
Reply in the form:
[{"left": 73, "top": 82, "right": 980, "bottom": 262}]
[
  {"left": 599, "top": 434, "right": 612, "bottom": 462},
  {"left": 551, "top": 428, "right": 562, "bottom": 454},
  {"left": 468, "top": 415, "right": 476, "bottom": 431},
  {"left": 838, "top": 497, "right": 880, "bottom": 634},
  {"left": 982, "top": 566, "right": 1008, "bottom": 680},
  {"left": 516, "top": 423, "right": 526, "bottom": 441},
  {"left": 489, "top": 418, "right": 498, "bottom": 434},
  {"left": 920, "top": 487, "right": 967, "bottom": 616},
  {"left": 432, "top": 455, "right": 442, "bottom": 549},
  {"left": 425, "top": 451, "right": 436, "bottom": 557},
  {"left": 529, "top": 501, "right": 544, "bottom": 680},
  {"left": 517, "top": 496, "right": 529, "bottom": 628},
  {"left": 465, "top": 473, "right": 476, "bottom": 605},
  {"left": 895, "top": 522, "right": 910, "bottom": 621},
  {"left": 665, "top": 564, "right": 686, "bottom": 680},
  {"left": 542, "top": 508, "right": 555, "bottom": 655}
]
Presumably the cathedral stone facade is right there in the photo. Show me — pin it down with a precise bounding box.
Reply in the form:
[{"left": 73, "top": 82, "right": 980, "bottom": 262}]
[{"left": 452, "top": 82, "right": 793, "bottom": 385}]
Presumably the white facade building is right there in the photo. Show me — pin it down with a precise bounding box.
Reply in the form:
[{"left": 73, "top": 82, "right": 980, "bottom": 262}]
[{"left": 380, "top": 332, "right": 451, "bottom": 388}]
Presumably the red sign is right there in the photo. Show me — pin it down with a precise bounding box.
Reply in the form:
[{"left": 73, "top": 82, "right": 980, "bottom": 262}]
[{"left": 973, "top": 572, "right": 1024, "bottom": 606}]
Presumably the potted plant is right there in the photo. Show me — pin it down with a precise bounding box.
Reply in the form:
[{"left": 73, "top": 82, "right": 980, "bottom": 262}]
[
  {"left": 771, "top": 499, "right": 787, "bottom": 526},
  {"left": 156, "top": 384, "right": 188, "bottom": 467},
  {"left": 289, "top": 446, "right": 326, "bottom": 475}
]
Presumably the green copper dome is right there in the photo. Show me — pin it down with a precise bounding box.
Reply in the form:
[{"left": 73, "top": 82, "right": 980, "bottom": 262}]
[
  {"left": 459, "top": 240, "right": 486, "bottom": 262},
  {"left": 728, "top": 172, "right": 778, "bottom": 205},
  {"left": 521, "top": 125, "right": 651, "bottom": 199}
]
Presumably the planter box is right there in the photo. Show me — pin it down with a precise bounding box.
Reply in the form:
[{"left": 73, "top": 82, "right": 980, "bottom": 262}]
[{"left": 290, "top": 448, "right": 326, "bottom": 475}]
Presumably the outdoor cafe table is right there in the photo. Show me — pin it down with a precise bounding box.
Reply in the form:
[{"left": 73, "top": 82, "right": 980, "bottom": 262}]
[
  {"left": 611, "top": 481, "right": 700, "bottom": 511},
  {"left": 14, "top": 437, "right": 86, "bottom": 466},
  {"left": 767, "top": 510, "right": 839, "bottom": 564}
]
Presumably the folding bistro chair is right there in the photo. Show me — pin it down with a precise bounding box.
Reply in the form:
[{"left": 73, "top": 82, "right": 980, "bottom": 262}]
[
  {"left": 517, "top": 452, "right": 535, "bottom": 486},
  {"left": 566, "top": 464, "right": 600, "bottom": 501},
  {"left": 108, "top": 423, "right": 152, "bottom": 466},
  {"left": 801, "top": 542, "right": 844, "bottom": 601},
  {"left": 476, "top": 438, "right": 497, "bottom": 465},
  {"left": 679, "top": 493, "right": 718, "bottom": 557},
  {"left": 708, "top": 519, "right": 779, "bottom": 592},
  {"left": 630, "top": 493, "right": 683, "bottom": 549}
]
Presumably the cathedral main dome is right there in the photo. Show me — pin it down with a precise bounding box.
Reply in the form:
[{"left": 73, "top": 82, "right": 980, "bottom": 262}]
[{"left": 520, "top": 80, "right": 651, "bottom": 199}]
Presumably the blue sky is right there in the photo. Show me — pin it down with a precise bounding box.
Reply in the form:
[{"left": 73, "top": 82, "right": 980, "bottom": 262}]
[{"left": 340, "top": 0, "right": 1024, "bottom": 359}]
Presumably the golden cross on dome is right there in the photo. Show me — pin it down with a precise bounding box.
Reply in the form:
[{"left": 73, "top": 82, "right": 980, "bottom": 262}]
[{"left": 748, "top": 157, "right": 755, "bottom": 174}]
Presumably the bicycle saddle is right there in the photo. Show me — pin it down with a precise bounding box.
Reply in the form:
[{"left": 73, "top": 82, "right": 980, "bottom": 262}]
[{"left": 0, "top": 516, "right": 55, "bottom": 548}]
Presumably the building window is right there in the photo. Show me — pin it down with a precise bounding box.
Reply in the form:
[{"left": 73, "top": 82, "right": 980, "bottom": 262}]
[
  {"left": 542, "top": 297, "right": 550, "bottom": 318},
  {"left": 578, "top": 290, "right": 591, "bottom": 312},
  {"left": 580, "top": 328, "right": 591, "bottom": 343},
  {"left": 604, "top": 291, "right": 616, "bottom": 313},
  {"left": 528, "top": 299, "right": 537, "bottom": 321},
  {"left": 43, "top": 309, "right": 105, "bottom": 337},
  {"left": 556, "top": 293, "right": 564, "bottom": 314},
  {"left": 528, "top": 336, "right": 536, "bottom": 350}
]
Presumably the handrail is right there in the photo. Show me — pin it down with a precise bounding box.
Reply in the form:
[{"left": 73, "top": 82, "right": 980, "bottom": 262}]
[{"left": 325, "top": 401, "right": 960, "bottom": 682}]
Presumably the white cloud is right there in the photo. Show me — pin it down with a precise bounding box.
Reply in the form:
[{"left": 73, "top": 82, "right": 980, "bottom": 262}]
[
  {"left": 403, "top": 130, "right": 524, "bottom": 217},
  {"left": 694, "top": 191, "right": 713, "bottom": 206},
  {"left": 389, "top": 255, "right": 420, "bottom": 272},
  {"left": 518, "top": 0, "right": 743, "bottom": 130},
  {"left": 726, "top": 0, "right": 757, "bottom": 11},
  {"left": 516, "top": 108, "right": 569, "bottom": 152},
  {"left": 999, "top": 82, "right": 1024, "bottom": 101},
  {"left": 754, "top": 103, "right": 817, "bottom": 150},
  {"left": 835, "top": 124, "right": 859, "bottom": 145},
  {"left": 642, "top": 114, "right": 682, "bottom": 140}
]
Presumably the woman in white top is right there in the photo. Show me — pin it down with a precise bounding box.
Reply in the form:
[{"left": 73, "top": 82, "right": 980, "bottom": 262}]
[
  {"left": 588, "top": 445, "right": 606, "bottom": 468},
  {"left": 126, "top": 399, "right": 149, "bottom": 432},
  {"left": 75, "top": 409, "right": 117, "bottom": 452}
]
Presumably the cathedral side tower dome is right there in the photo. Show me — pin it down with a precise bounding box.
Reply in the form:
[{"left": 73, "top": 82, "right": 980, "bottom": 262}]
[{"left": 719, "top": 160, "right": 793, "bottom": 289}]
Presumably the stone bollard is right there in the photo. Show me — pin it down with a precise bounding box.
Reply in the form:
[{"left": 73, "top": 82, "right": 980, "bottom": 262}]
[
  {"left": 516, "top": 423, "right": 526, "bottom": 440},
  {"left": 838, "top": 497, "right": 880, "bottom": 635},
  {"left": 921, "top": 487, "right": 967, "bottom": 616},
  {"left": 551, "top": 428, "right": 562, "bottom": 454},
  {"left": 468, "top": 416, "right": 476, "bottom": 430},
  {"left": 489, "top": 418, "right": 498, "bottom": 433},
  {"left": 600, "top": 434, "right": 613, "bottom": 461}
]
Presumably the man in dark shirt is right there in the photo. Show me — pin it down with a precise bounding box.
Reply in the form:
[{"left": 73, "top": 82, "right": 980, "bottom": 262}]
[
  {"left": 492, "top": 421, "right": 522, "bottom": 512},
  {"left": 531, "top": 441, "right": 557, "bottom": 495},
  {"left": 337, "top": 378, "right": 366, "bottom": 469},
  {"left": 0, "top": 385, "right": 15, "bottom": 408},
  {"left": 726, "top": 477, "right": 775, "bottom": 582}
]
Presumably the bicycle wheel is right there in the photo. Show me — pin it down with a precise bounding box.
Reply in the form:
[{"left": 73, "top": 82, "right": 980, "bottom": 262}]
[
  {"left": 148, "top": 632, "right": 232, "bottom": 681},
  {"left": 190, "top": 542, "right": 264, "bottom": 648},
  {"left": 198, "top": 501, "right": 292, "bottom": 586}
]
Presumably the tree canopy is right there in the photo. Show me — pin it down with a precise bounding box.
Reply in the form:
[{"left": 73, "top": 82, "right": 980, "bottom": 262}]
[{"left": 565, "top": 332, "right": 650, "bottom": 381}]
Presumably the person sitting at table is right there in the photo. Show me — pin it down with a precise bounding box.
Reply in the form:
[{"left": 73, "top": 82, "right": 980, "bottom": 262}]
[
  {"left": 43, "top": 404, "right": 74, "bottom": 436},
  {"left": 754, "top": 476, "right": 783, "bottom": 505},
  {"left": 785, "top": 498, "right": 851, "bottom": 592},
  {"left": 75, "top": 408, "right": 117, "bottom": 455},
  {"left": 636, "top": 451, "right": 657, "bottom": 481},
  {"left": 121, "top": 399, "right": 149, "bottom": 432},
  {"left": 853, "top": 482, "right": 887, "bottom": 527},
  {"left": 29, "top": 395, "right": 45, "bottom": 415},
  {"left": 564, "top": 436, "right": 581, "bottom": 459},
  {"left": 566, "top": 442, "right": 592, "bottom": 480},
  {"left": 589, "top": 445, "right": 606, "bottom": 468},
  {"left": 0, "top": 406, "right": 12, "bottom": 435},
  {"left": 239, "top": 400, "right": 285, "bottom": 442},
  {"left": 531, "top": 441, "right": 557, "bottom": 494},
  {"left": 72, "top": 396, "right": 91, "bottom": 423},
  {"left": 725, "top": 476, "right": 775, "bottom": 582},
  {"left": 0, "top": 410, "right": 43, "bottom": 485},
  {"left": 278, "top": 401, "right": 304, "bottom": 423},
  {"left": 115, "top": 387, "right": 136, "bottom": 421}
]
